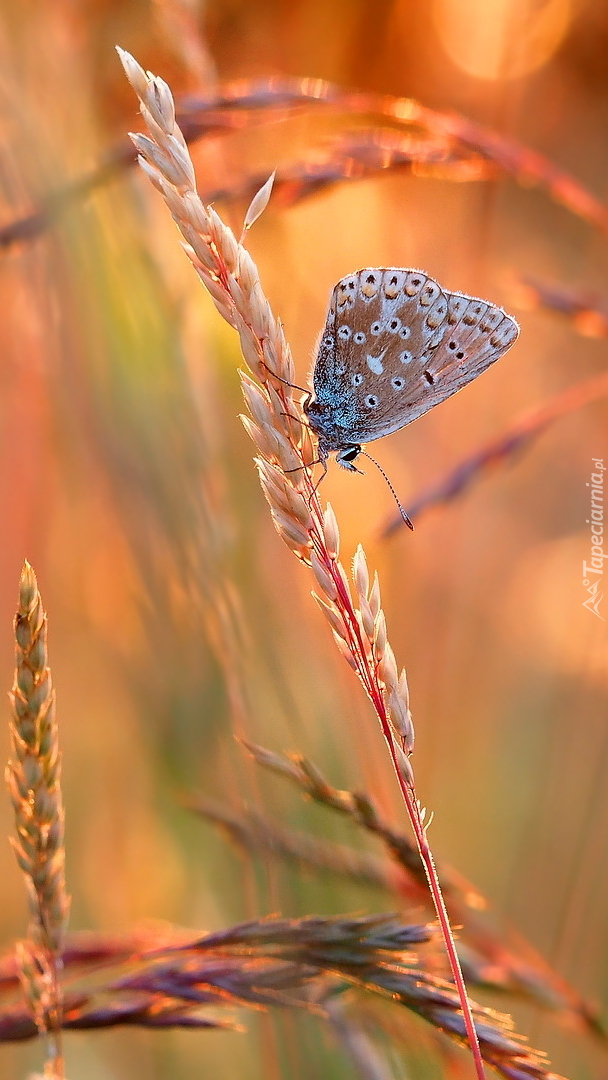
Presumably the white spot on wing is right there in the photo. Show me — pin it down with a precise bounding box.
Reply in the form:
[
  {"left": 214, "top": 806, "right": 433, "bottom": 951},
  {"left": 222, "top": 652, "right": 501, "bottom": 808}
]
[{"left": 366, "top": 350, "right": 386, "bottom": 374}]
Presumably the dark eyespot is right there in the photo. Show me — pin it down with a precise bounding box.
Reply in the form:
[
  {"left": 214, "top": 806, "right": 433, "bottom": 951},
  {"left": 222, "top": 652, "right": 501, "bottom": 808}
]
[
  {"left": 391, "top": 376, "right": 405, "bottom": 390},
  {"left": 389, "top": 318, "right": 401, "bottom": 332},
  {"left": 353, "top": 331, "right": 366, "bottom": 344},
  {"left": 400, "top": 350, "right": 413, "bottom": 364},
  {"left": 323, "top": 335, "right": 333, "bottom": 347},
  {"left": 424, "top": 371, "right": 434, "bottom": 384},
  {"left": 370, "top": 321, "right": 382, "bottom": 335},
  {"left": 448, "top": 341, "right": 457, "bottom": 350},
  {"left": 456, "top": 351, "right": 465, "bottom": 360},
  {"left": 338, "top": 325, "right": 352, "bottom": 340},
  {"left": 365, "top": 394, "right": 379, "bottom": 407},
  {"left": 366, "top": 274, "right": 376, "bottom": 283},
  {"left": 352, "top": 373, "right": 364, "bottom": 386},
  {"left": 399, "top": 326, "right": 410, "bottom": 339}
]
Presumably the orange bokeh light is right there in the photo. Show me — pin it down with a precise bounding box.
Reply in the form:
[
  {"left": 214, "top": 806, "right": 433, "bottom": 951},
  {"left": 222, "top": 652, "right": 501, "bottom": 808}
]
[{"left": 433, "top": 0, "right": 571, "bottom": 81}]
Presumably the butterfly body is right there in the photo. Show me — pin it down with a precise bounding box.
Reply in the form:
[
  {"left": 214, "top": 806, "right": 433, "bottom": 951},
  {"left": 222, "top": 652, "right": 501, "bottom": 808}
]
[
  {"left": 304, "top": 267, "right": 519, "bottom": 470},
  {"left": 303, "top": 399, "right": 363, "bottom": 471}
]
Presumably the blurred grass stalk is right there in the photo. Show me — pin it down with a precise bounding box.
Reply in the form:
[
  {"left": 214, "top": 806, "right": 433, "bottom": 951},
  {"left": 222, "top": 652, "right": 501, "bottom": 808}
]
[{"left": 6, "top": 562, "right": 69, "bottom": 1080}]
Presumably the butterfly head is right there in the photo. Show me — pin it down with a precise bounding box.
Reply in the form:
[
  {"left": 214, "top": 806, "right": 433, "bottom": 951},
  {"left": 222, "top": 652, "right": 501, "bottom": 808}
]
[{"left": 336, "top": 446, "right": 364, "bottom": 472}]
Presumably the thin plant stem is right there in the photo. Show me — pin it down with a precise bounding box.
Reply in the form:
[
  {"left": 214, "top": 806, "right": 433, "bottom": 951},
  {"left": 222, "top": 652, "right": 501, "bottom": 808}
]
[{"left": 115, "top": 46, "right": 510, "bottom": 1078}]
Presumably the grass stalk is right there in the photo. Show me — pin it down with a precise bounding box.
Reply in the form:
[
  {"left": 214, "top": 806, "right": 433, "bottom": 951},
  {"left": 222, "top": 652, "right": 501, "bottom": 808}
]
[{"left": 116, "top": 45, "right": 510, "bottom": 1078}]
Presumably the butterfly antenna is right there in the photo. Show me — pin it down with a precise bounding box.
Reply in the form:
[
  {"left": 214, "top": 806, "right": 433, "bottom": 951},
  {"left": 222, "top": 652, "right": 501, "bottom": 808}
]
[{"left": 359, "top": 450, "right": 414, "bottom": 531}]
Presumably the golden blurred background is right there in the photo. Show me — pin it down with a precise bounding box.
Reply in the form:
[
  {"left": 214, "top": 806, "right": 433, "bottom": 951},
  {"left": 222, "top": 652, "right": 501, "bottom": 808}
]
[{"left": 0, "top": 0, "right": 607, "bottom": 1076}]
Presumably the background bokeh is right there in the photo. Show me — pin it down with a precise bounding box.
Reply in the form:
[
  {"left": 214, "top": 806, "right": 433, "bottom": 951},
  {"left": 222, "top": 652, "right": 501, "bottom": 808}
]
[{"left": 0, "top": 1, "right": 607, "bottom": 1077}]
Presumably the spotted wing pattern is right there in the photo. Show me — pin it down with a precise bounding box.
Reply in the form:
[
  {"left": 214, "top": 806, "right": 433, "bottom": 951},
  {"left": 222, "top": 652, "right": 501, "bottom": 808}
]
[{"left": 309, "top": 267, "right": 519, "bottom": 447}]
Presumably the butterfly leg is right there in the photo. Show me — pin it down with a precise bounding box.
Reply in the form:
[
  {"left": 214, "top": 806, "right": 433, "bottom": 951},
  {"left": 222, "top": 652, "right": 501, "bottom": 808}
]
[
  {"left": 284, "top": 457, "right": 323, "bottom": 473},
  {"left": 280, "top": 410, "right": 309, "bottom": 425},
  {"left": 259, "top": 359, "right": 311, "bottom": 404},
  {"left": 284, "top": 452, "right": 329, "bottom": 511},
  {"left": 307, "top": 454, "right": 329, "bottom": 505}
]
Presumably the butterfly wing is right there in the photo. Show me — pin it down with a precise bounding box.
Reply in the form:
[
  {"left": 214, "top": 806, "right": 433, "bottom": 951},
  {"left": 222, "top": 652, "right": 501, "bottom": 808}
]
[{"left": 311, "top": 268, "right": 519, "bottom": 446}]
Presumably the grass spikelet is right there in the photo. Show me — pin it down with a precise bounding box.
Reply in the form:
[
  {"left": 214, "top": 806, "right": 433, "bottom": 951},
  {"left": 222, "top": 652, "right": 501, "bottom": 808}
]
[
  {"left": 6, "top": 561, "right": 69, "bottom": 1077},
  {"left": 242, "top": 172, "right": 276, "bottom": 236},
  {"left": 321, "top": 504, "right": 340, "bottom": 559},
  {"left": 311, "top": 593, "right": 349, "bottom": 642}
]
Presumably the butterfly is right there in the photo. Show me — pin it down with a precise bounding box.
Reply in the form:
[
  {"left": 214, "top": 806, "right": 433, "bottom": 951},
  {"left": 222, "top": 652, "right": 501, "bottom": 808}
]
[{"left": 304, "top": 268, "right": 520, "bottom": 480}]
